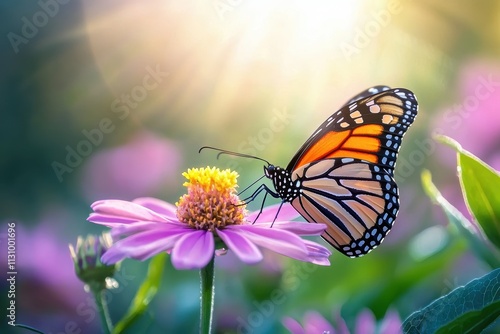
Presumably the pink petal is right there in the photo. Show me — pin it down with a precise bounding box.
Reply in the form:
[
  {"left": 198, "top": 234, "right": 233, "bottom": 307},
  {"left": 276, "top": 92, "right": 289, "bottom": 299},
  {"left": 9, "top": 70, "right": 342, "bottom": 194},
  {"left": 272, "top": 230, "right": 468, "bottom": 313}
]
[
  {"left": 102, "top": 229, "right": 184, "bottom": 263},
  {"left": 252, "top": 221, "right": 327, "bottom": 236},
  {"left": 88, "top": 213, "right": 141, "bottom": 225},
  {"left": 248, "top": 203, "right": 300, "bottom": 223},
  {"left": 216, "top": 228, "right": 263, "bottom": 264},
  {"left": 378, "top": 310, "right": 402, "bottom": 334},
  {"left": 132, "top": 197, "right": 178, "bottom": 220},
  {"left": 91, "top": 200, "right": 170, "bottom": 223},
  {"left": 334, "top": 311, "right": 350, "bottom": 334},
  {"left": 227, "top": 225, "right": 309, "bottom": 261},
  {"left": 303, "top": 311, "right": 335, "bottom": 334},
  {"left": 354, "top": 309, "right": 376, "bottom": 334},
  {"left": 303, "top": 240, "right": 331, "bottom": 266},
  {"left": 282, "top": 317, "right": 305, "bottom": 334},
  {"left": 110, "top": 221, "right": 189, "bottom": 239},
  {"left": 171, "top": 230, "right": 215, "bottom": 269}
]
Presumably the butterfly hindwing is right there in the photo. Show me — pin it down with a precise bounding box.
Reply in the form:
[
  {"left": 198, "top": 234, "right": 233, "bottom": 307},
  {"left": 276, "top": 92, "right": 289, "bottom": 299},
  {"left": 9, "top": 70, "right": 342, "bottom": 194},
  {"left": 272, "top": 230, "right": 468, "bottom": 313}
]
[
  {"left": 289, "top": 158, "right": 399, "bottom": 257},
  {"left": 286, "top": 87, "right": 418, "bottom": 175}
]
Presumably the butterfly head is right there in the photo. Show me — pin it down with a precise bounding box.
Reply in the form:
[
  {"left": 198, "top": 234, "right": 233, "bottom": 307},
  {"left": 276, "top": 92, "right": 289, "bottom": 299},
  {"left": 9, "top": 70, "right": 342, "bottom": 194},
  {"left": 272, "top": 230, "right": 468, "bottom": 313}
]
[
  {"left": 264, "top": 164, "right": 298, "bottom": 202},
  {"left": 263, "top": 164, "right": 275, "bottom": 179}
]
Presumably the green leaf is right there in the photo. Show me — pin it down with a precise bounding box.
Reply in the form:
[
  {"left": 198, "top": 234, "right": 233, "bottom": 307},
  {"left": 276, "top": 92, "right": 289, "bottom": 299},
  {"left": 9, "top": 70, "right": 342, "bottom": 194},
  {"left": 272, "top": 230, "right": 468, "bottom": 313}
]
[
  {"left": 14, "top": 324, "right": 46, "bottom": 334},
  {"left": 437, "top": 135, "right": 500, "bottom": 250},
  {"left": 113, "top": 253, "right": 167, "bottom": 334},
  {"left": 360, "top": 237, "right": 465, "bottom": 318},
  {"left": 403, "top": 268, "right": 500, "bottom": 333},
  {"left": 421, "top": 170, "right": 500, "bottom": 268}
]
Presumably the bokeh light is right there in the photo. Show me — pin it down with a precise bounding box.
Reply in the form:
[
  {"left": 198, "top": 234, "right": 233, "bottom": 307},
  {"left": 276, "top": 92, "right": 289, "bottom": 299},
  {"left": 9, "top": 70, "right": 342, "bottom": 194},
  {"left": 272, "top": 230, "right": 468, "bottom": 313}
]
[{"left": 2, "top": 1, "right": 500, "bottom": 333}]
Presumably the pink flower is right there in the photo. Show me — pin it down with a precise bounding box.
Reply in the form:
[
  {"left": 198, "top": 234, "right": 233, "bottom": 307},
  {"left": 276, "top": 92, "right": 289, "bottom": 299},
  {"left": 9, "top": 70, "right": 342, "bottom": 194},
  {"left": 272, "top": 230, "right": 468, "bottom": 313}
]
[
  {"left": 432, "top": 60, "right": 500, "bottom": 170},
  {"left": 283, "top": 309, "right": 402, "bottom": 334},
  {"left": 88, "top": 167, "right": 331, "bottom": 270},
  {"left": 82, "top": 131, "right": 182, "bottom": 200}
]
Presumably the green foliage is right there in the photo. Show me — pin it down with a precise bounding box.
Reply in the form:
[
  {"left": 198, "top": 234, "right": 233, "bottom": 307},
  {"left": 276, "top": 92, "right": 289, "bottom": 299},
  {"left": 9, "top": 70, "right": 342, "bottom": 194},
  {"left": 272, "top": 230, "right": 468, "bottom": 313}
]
[
  {"left": 437, "top": 135, "right": 500, "bottom": 250},
  {"left": 13, "top": 324, "right": 45, "bottom": 334},
  {"left": 421, "top": 169, "right": 500, "bottom": 268},
  {"left": 113, "top": 253, "right": 167, "bottom": 334},
  {"left": 342, "top": 237, "right": 464, "bottom": 319},
  {"left": 406, "top": 137, "right": 500, "bottom": 333},
  {"left": 402, "top": 268, "right": 500, "bottom": 333}
]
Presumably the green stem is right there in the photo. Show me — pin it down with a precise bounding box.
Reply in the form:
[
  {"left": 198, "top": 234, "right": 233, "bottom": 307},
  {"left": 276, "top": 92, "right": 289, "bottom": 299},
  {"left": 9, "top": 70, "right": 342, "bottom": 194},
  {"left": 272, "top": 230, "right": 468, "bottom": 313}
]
[
  {"left": 90, "top": 282, "right": 114, "bottom": 334},
  {"left": 200, "top": 256, "right": 215, "bottom": 334}
]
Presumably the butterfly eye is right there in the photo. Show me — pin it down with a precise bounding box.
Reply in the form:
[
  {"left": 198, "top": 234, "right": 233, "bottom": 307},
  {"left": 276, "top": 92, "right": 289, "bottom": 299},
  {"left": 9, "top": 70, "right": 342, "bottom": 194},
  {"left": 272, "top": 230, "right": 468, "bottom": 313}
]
[{"left": 264, "top": 165, "right": 274, "bottom": 178}]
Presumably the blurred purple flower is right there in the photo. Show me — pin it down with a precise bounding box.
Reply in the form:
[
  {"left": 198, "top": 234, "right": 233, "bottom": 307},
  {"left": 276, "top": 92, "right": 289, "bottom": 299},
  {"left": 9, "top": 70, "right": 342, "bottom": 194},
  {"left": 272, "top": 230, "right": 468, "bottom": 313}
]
[
  {"left": 428, "top": 59, "right": 500, "bottom": 225},
  {"left": 283, "top": 309, "right": 402, "bottom": 334},
  {"left": 88, "top": 167, "right": 331, "bottom": 270},
  {"left": 9, "top": 222, "right": 86, "bottom": 305},
  {"left": 0, "top": 218, "right": 98, "bottom": 332},
  {"left": 81, "top": 131, "right": 182, "bottom": 200},
  {"left": 433, "top": 60, "right": 500, "bottom": 170},
  {"left": 283, "top": 311, "right": 338, "bottom": 334}
]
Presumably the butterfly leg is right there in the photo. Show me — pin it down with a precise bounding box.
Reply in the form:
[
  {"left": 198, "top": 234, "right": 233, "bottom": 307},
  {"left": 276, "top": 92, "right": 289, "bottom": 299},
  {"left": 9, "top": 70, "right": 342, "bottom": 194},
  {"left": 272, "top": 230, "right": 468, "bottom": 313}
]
[
  {"left": 240, "top": 184, "right": 280, "bottom": 224},
  {"left": 240, "top": 183, "right": 279, "bottom": 204},
  {"left": 269, "top": 201, "right": 285, "bottom": 227},
  {"left": 251, "top": 196, "right": 285, "bottom": 227}
]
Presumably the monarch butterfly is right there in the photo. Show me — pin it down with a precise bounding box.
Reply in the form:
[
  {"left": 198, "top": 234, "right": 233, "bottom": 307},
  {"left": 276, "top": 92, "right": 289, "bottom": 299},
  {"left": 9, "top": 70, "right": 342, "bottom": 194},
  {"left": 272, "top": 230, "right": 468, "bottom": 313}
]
[{"left": 203, "top": 86, "right": 418, "bottom": 257}]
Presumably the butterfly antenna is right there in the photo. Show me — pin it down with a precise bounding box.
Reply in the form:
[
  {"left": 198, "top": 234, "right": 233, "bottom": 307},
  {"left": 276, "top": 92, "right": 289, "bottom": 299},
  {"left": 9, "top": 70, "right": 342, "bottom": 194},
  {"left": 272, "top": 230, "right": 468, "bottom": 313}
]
[{"left": 199, "top": 146, "right": 270, "bottom": 165}]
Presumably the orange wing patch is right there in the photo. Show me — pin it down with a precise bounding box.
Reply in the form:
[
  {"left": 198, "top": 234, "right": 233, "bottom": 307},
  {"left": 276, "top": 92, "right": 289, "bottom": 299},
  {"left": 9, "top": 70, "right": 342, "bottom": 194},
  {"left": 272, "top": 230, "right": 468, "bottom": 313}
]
[
  {"left": 295, "top": 130, "right": 351, "bottom": 168},
  {"left": 294, "top": 124, "right": 385, "bottom": 170},
  {"left": 343, "top": 136, "right": 380, "bottom": 151},
  {"left": 352, "top": 124, "right": 384, "bottom": 136}
]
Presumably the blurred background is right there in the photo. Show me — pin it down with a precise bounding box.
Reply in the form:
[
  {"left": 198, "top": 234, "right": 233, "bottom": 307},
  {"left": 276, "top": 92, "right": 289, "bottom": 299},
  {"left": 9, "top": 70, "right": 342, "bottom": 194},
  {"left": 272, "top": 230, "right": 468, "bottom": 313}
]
[{"left": 1, "top": 0, "right": 500, "bottom": 333}]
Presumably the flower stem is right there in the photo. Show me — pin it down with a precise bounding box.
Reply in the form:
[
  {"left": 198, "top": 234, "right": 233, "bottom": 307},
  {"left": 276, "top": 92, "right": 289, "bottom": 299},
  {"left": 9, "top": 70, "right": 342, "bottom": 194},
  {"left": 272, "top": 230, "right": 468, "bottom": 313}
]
[
  {"left": 90, "top": 282, "right": 114, "bottom": 334},
  {"left": 200, "top": 255, "right": 215, "bottom": 334}
]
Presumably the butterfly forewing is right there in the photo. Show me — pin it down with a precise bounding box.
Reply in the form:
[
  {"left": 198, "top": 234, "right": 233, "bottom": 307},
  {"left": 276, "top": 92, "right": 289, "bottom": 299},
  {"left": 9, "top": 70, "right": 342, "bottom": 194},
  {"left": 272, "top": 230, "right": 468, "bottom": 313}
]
[
  {"left": 341, "top": 85, "right": 390, "bottom": 107},
  {"left": 290, "top": 158, "right": 399, "bottom": 256},
  {"left": 286, "top": 88, "right": 418, "bottom": 175}
]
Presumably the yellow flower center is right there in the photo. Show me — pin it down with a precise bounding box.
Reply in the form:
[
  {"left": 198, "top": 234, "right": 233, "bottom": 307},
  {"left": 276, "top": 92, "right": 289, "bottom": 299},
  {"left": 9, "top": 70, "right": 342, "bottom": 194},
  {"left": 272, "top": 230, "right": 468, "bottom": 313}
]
[{"left": 176, "top": 167, "right": 246, "bottom": 231}]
